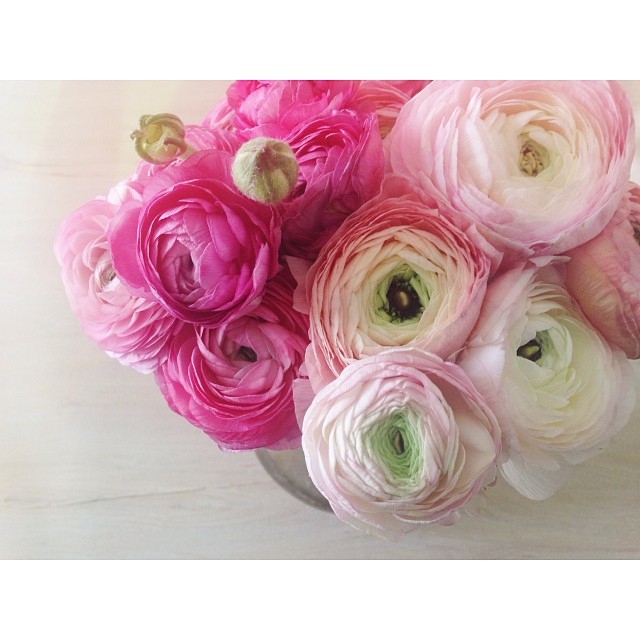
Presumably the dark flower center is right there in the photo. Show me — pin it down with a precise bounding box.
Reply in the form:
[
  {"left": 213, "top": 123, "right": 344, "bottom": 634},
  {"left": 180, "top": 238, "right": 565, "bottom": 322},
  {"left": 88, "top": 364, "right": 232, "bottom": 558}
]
[
  {"left": 391, "top": 430, "right": 405, "bottom": 455},
  {"left": 386, "top": 276, "right": 423, "bottom": 322},
  {"left": 236, "top": 346, "right": 258, "bottom": 362},
  {"left": 517, "top": 337, "right": 542, "bottom": 362}
]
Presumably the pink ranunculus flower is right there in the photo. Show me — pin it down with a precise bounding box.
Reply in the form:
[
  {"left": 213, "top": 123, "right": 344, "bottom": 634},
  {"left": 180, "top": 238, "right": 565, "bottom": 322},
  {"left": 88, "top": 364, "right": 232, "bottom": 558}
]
[
  {"left": 54, "top": 193, "right": 181, "bottom": 373},
  {"left": 301, "top": 348, "right": 501, "bottom": 539},
  {"left": 387, "top": 81, "right": 635, "bottom": 264},
  {"left": 155, "top": 270, "right": 310, "bottom": 451},
  {"left": 202, "top": 81, "right": 386, "bottom": 259},
  {"left": 457, "top": 260, "right": 636, "bottom": 500},
  {"left": 202, "top": 80, "right": 359, "bottom": 131},
  {"left": 276, "top": 109, "right": 385, "bottom": 257},
  {"left": 299, "top": 178, "right": 491, "bottom": 391},
  {"left": 350, "top": 80, "right": 430, "bottom": 137},
  {"left": 108, "top": 149, "right": 281, "bottom": 327},
  {"left": 565, "top": 183, "right": 640, "bottom": 359}
]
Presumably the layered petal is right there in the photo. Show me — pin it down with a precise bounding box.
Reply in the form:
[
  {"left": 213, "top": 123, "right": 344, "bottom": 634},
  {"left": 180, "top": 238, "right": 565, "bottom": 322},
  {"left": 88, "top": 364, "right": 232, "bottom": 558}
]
[{"left": 301, "top": 348, "right": 501, "bottom": 539}]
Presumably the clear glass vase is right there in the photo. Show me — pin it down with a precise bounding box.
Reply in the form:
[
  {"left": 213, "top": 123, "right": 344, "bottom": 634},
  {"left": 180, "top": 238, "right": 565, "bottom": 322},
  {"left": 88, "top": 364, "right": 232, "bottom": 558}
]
[{"left": 256, "top": 447, "right": 331, "bottom": 511}]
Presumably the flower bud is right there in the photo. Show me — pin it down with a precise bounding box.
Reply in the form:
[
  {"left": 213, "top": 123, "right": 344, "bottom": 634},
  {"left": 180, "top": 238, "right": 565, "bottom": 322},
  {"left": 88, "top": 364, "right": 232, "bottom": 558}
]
[
  {"left": 131, "top": 113, "right": 188, "bottom": 164},
  {"left": 231, "top": 137, "right": 299, "bottom": 204}
]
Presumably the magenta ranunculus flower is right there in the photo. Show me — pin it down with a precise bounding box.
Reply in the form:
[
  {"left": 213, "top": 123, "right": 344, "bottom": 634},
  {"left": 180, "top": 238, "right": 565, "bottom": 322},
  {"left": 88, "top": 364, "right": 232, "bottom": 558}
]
[
  {"left": 202, "top": 80, "right": 359, "bottom": 130},
  {"left": 108, "top": 149, "right": 281, "bottom": 327},
  {"left": 276, "top": 109, "right": 384, "bottom": 257},
  {"left": 155, "top": 271, "right": 310, "bottom": 451},
  {"left": 54, "top": 193, "right": 181, "bottom": 373},
  {"left": 566, "top": 183, "right": 640, "bottom": 359},
  {"left": 298, "top": 178, "right": 491, "bottom": 391},
  {"left": 301, "top": 348, "right": 501, "bottom": 539},
  {"left": 202, "top": 81, "right": 386, "bottom": 259},
  {"left": 387, "top": 81, "right": 635, "bottom": 264},
  {"left": 457, "top": 260, "right": 636, "bottom": 500}
]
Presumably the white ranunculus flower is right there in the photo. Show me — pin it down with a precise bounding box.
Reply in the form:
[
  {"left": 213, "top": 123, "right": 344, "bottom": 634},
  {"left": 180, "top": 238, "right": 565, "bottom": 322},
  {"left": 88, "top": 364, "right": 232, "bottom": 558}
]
[
  {"left": 457, "top": 260, "right": 636, "bottom": 500},
  {"left": 300, "top": 348, "right": 501, "bottom": 539}
]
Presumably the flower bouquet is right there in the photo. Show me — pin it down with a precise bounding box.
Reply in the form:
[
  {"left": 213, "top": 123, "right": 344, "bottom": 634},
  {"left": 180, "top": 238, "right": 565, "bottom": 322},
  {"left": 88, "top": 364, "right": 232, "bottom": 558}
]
[{"left": 55, "top": 80, "right": 639, "bottom": 540}]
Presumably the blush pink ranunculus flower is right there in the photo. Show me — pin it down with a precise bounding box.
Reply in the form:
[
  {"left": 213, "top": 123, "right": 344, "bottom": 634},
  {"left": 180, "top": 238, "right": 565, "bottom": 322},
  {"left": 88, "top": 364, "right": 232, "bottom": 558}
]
[
  {"left": 301, "top": 348, "right": 501, "bottom": 539},
  {"left": 298, "top": 178, "right": 491, "bottom": 391},
  {"left": 387, "top": 81, "right": 635, "bottom": 263},
  {"left": 108, "top": 149, "right": 281, "bottom": 327},
  {"left": 155, "top": 271, "right": 310, "bottom": 451},
  {"left": 565, "top": 183, "right": 640, "bottom": 359},
  {"left": 457, "top": 260, "right": 636, "bottom": 500},
  {"left": 54, "top": 192, "right": 181, "bottom": 373},
  {"left": 350, "top": 80, "right": 430, "bottom": 137}
]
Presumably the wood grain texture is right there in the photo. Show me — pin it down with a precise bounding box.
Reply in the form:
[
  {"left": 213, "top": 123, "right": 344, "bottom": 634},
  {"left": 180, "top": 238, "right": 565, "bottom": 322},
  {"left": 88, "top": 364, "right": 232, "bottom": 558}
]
[{"left": 0, "top": 80, "right": 638, "bottom": 559}]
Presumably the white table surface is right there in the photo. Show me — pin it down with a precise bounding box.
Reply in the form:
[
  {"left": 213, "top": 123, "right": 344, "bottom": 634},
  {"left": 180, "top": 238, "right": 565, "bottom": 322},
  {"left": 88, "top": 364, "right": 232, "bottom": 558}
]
[{"left": 1, "top": 80, "right": 639, "bottom": 560}]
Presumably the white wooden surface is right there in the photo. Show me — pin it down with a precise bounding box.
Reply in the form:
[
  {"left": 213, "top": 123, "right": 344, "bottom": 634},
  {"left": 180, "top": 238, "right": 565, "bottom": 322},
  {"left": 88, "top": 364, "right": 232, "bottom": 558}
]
[{"left": 0, "top": 80, "right": 638, "bottom": 559}]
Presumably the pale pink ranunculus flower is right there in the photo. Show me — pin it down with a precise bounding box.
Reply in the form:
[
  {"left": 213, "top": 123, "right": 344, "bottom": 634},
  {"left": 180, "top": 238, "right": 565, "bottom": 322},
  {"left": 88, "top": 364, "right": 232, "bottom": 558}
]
[
  {"left": 457, "top": 260, "right": 636, "bottom": 500},
  {"left": 155, "top": 270, "right": 310, "bottom": 451},
  {"left": 301, "top": 348, "right": 501, "bottom": 539},
  {"left": 565, "top": 183, "right": 640, "bottom": 359},
  {"left": 54, "top": 193, "right": 181, "bottom": 373},
  {"left": 387, "top": 81, "right": 635, "bottom": 264},
  {"left": 108, "top": 149, "right": 281, "bottom": 327},
  {"left": 298, "top": 178, "right": 491, "bottom": 391}
]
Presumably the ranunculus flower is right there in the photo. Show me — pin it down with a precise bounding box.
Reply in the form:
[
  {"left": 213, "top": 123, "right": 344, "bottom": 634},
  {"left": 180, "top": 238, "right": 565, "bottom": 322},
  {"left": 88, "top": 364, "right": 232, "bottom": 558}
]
[
  {"left": 387, "top": 81, "right": 635, "bottom": 263},
  {"left": 108, "top": 150, "right": 281, "bottom": 327},
  {"left": 155, "top": 270, "right": 310, "bottom": 451},
  {"left": 350, "top": 80, "right": 430, "bottom": 137},
  {"left": 54, "top": 192, "right": 181, "bottom": 373},
  {"left": 457, "top": 260, "right": 636, "bottom": 500},
  {"left": 301, "top": 348, "right": 501, "bottom": 539},
  {"left": 276, "top": 110, "right": 384, "bottom": 257},
  {"left": 299, "top": 178, "right": 491, "bottom": 390},
  {"left": 202, "top": 80, "right": 359, "bottom": 130},
  {"left": 565, "top": 183, "right": 640, "bottom": 359},
  {"left": 202, "top": 81, "right": 386, "bottom": 259}
]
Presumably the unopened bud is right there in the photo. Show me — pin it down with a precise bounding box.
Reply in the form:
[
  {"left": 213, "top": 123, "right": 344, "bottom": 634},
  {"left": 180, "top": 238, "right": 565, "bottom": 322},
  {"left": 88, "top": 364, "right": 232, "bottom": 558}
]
[
  {"left": 131, "top": 113, "right": 188, "bottom": 164},
  {"left": 232, "top": 137, "right": 299, "bottom": 204}
]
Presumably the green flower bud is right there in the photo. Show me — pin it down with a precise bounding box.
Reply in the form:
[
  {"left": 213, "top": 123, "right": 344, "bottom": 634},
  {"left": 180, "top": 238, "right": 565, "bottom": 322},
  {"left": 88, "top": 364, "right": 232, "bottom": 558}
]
[
  {"left": 231, "top": 137, "right": 299, "bottom": 204},
  {"left": 130, "top": 113, "right": 188, "bottom": 165}
]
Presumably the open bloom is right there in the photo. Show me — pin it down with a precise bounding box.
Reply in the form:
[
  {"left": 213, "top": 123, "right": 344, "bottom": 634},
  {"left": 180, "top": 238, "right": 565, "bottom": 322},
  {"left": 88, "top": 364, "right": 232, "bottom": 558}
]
[
  {"left": 155, "top": 270, "right": 309, "bottom": 451},
  {"left": 457, "top": 260, "right": 635, "bottom": 500},
  {"left": 54, "top": 193, "right": 181, "bottom": 373},
  {"left": 301, "top": 348, "right": 501, "bottom": 539},
  {"left": 387, "top": 81, "right": 635, "bottom": 262},
  {"left": 300, "top": 179, "right": 491, "bottom": 390},
  {"left": 108, "top": 150, "right": 281, "bottom": 327},
  {"left": 565, "top": 183, "right": 640, "bottom": 358}
]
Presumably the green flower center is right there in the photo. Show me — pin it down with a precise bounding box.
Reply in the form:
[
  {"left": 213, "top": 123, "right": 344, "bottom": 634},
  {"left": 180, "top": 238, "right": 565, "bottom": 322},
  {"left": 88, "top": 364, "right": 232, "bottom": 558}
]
[
  {"left": 519, "top": 135, "right": 549, "bottom": 177},
  {"left": 375, "top": 265, "right": 428, "bottom": 325},
  {"left": 367, "top": 410, "right": 424, "bottom": 485}
]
